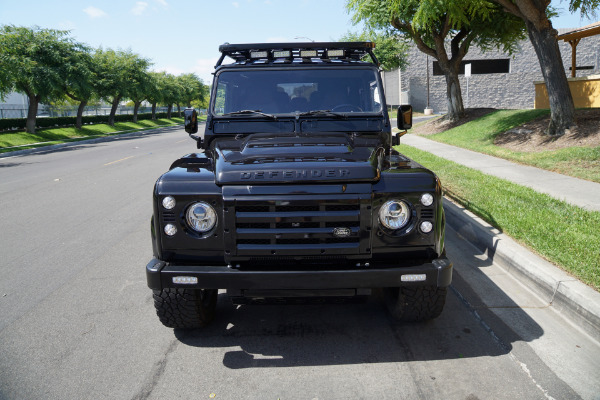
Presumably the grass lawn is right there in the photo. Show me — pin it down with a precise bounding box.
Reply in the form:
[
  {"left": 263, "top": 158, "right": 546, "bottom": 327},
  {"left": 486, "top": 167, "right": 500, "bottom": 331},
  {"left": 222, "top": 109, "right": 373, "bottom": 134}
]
[
  {"left": 415, "top": 109, "right": 600, "bottom": 183},
  {"left": 0, "top": 117, "right": 188, "bottom": 153},
  {"left": 398, "top": 144, "right": 600, "bottom": 291}
]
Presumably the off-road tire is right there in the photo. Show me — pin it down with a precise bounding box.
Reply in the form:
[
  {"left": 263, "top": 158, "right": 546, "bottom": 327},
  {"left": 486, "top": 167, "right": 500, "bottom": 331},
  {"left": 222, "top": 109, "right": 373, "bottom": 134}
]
[
  {"left": 153, "top": 288, "right": 217, "bottom": 329},
  {"left": 384, "top": 286, "right": 447, "bottom": 322}
]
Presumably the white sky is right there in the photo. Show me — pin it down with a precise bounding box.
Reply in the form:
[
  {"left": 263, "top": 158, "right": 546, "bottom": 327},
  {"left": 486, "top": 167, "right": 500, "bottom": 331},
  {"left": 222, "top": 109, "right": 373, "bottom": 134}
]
[{"left": 1, "top": 0, "right": 596, "bottom": 84}]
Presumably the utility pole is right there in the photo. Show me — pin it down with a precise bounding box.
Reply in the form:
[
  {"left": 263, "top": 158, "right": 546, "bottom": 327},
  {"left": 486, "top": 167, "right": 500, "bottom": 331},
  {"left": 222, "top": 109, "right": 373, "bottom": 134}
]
[
  {"left": 425, "top": 55, "right": 433, "bottom": 115},
  {"left": 465, "top": 63, "right": 471, "bottom": 109}
]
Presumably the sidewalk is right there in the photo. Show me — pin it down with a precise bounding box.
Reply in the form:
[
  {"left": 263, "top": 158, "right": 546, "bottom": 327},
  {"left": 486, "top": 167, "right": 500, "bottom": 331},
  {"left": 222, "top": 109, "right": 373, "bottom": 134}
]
[
  {"left": 401, "top": 131, "right": 600, "bottom": 341},
  {"left": 402, "top": 134, "right": 600, "bottom": 212}
]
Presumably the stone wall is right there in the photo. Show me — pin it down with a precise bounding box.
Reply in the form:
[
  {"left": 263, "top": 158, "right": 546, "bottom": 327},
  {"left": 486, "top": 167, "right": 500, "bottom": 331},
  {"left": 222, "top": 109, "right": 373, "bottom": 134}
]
[{"left": 383, "top": 33, "right": 600, "bottom": 112}]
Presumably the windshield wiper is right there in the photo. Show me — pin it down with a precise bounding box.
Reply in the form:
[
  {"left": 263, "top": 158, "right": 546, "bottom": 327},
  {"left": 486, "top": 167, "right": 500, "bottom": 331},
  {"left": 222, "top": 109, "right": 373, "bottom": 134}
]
[
  {"left": 298, "top": 110, "right": 346, "bottom": 118},
  {"left": 222, "top": 110, "right": 277, "bottom": 119}
]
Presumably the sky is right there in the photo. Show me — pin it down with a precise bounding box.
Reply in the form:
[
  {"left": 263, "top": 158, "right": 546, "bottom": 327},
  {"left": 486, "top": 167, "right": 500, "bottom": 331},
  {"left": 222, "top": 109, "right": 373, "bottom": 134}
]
[{"left": 1, "top": 0, "right": 597, "bottom": 84}]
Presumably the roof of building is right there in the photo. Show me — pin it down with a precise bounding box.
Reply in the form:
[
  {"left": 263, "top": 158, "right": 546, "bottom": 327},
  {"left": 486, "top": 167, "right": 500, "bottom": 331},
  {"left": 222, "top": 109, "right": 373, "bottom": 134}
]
[{"left": 557, "top": 21, "right": 600, "bottom": 41}]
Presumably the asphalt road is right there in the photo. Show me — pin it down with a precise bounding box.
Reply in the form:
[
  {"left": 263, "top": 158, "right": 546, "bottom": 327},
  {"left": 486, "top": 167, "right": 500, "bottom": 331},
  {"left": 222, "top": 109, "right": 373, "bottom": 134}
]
[{"left": 1, "top": 125, "right": 599, "bottom": 400}]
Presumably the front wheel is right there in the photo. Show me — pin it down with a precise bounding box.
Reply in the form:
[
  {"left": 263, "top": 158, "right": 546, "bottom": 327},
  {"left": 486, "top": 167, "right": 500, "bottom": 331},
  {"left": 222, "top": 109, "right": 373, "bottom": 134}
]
[
  {"left": 153, "top": 288, "right": 218, "bottom": 329},
  {"left": 383, "top": 286, "right": 447, "bottom": 322}
]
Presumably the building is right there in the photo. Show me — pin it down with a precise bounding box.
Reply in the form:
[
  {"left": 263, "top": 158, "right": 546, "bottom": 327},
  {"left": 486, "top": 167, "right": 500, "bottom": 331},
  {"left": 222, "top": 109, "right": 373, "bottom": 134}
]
[
  {"left": 0, "top": 92, "right": 30, "bottom": 119},
  {"left": 383, "top": 23, "right": 600, "bottom": 112}
]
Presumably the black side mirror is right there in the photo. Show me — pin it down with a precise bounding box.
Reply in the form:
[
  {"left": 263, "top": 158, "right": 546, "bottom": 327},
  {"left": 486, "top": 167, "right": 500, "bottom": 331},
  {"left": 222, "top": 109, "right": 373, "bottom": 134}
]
[
  {"left": 397, "top": 105, "right": 413, "bottom": 130},
  {"left": 184, "top": 108, "right": 198, "bottom": 134},
  {"left": 391, "top": 130, "right": 408, "bottom": 146}
]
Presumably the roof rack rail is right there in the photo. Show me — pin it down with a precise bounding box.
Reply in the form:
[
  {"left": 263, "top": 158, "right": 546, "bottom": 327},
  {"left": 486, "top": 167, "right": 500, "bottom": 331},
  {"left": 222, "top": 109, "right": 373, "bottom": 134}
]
[{"left": 215, "top": 42, "right": 379, "bottom": 68}]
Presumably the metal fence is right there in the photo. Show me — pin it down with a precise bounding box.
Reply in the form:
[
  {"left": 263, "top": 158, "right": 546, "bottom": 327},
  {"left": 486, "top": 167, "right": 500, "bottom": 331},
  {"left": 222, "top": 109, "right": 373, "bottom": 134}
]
[{"left": 0, "top": 105, "right": 176, "bottom": 119}]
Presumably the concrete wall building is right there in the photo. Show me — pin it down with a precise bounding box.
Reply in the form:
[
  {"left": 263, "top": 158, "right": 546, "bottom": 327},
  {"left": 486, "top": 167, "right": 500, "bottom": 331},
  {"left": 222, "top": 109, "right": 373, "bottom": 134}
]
[{"left": 383, "top": 26, "right": 600, "bottom": 112}]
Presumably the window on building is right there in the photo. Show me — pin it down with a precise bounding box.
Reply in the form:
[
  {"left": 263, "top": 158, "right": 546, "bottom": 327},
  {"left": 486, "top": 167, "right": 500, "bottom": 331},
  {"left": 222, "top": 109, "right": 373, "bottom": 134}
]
[{"left": 432, "top": 59, "right": 510, "bottom": 76}]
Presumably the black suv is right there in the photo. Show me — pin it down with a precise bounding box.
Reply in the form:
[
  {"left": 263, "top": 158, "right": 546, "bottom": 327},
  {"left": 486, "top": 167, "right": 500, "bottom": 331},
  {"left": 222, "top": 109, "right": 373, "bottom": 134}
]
[{"left": 146, "top": 42, "right": 452, "bottom": 328}]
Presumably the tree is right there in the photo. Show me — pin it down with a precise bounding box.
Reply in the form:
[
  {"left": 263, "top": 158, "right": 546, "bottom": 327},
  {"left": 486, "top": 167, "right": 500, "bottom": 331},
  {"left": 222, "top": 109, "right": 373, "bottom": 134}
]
[
  {"left": 346, "top": 0, "right": 526, "bottom": 120},
  {"left": 127, "top": 69, "right": 152, "bottom": 123},
  {"left": 161, "top": 73, "right": 183, "bottom": 118},
  {"left": 94, "top": 48, "right": 151, "bottom": 126},
  {"left": 146, "top": 72, "right": 165, "bottom": 120},
  {"left": 0, "top": 25, "right": 89, "bottom": 133},
  {"left": 176, "top": 73, "right": 208, "bottom": 115},
  {"left": 340, "top": 31, "right": 409, "bottom": 71},
  {"left": 490, "top": 0, "right": 599, "bottom": 135},
  {"left": 62, "top": 48, "right": 99, "bottom": 129}
]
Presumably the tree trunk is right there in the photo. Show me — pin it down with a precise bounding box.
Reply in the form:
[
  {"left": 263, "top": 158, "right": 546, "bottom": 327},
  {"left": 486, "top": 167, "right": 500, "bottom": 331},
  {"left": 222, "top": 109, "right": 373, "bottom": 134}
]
[
  {"left": 526, "top": 21, "right": 575, "bottom": 136},
  {"left": 437, "top": 61, "right": 465, "bottom": 121},
  {"left": 133, "top": 101, "right": 141, "bottom": 123},
  {"left": 76, "top": 100, "right": 87, "bottom": 129},
  {"left": 177, "top": 103, "right": 181, "bottom": 117},
  {"left": 167, "top": 104, "right": 172, "bottom": 119},
  {"left": 151, "top": 103, "right": 157, "bottom": 120},
  {"left": 444, "top": 71, "right": 465, "bottom": 121},
  {"left": 108, "top": 96, "right": 121, "bottom": 126},
  {"left": 26, "top": 94, "right": 39, "bottom": 134}
]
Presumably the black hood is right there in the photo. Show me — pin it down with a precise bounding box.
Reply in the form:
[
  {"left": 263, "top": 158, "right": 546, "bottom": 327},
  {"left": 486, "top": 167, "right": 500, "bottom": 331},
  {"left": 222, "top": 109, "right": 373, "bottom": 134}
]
[{"left": 214, "top": 132, "right": 382, "bottom": 185}]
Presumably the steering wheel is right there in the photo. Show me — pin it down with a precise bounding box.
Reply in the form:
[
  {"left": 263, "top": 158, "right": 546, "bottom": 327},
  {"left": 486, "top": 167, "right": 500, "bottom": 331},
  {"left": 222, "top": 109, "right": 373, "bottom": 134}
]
[{"left": 331, "top": 104, "right": 363, "bottom": 112}]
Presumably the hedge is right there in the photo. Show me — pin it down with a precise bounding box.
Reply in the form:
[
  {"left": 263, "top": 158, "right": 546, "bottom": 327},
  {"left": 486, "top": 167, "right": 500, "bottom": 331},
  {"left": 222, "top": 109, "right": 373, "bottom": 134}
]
[{"left": 0, "top": 111, "right": 180, "bottom": 132}]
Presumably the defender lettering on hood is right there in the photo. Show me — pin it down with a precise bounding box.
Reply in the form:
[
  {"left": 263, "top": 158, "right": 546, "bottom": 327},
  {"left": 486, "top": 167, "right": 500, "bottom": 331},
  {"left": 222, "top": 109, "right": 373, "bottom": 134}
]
[
  {"left": 240, "top": 168, "right": 351, "bottom": 180},
  {"left": 214, "top": 133, "right": 381, "bottom": 185}
]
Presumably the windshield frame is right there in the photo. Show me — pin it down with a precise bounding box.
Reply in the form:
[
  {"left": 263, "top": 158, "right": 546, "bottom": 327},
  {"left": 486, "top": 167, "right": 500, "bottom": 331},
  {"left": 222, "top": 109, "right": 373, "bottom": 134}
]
[{"left": 210, "top": 65, "right": 387, "bottom": 119}]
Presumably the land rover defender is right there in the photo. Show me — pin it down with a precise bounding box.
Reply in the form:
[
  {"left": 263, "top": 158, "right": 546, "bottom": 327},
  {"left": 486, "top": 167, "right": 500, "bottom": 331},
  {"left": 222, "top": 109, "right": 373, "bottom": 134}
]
[{"left": 146, "top": 42, "right": 452, "bottom": 328}]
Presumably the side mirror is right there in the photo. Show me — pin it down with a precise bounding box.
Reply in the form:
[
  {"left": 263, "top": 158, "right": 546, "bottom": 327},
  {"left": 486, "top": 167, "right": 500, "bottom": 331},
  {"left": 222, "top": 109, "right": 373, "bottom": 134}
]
[
  {"left": 184, "top": 108, "right": 198, "bottom": 134},
  {"left": 397, "top": 105, "right": 413, "bottom": 130},
  {"left": 391, "top": 130, "right": 408, "bottom": 146}
]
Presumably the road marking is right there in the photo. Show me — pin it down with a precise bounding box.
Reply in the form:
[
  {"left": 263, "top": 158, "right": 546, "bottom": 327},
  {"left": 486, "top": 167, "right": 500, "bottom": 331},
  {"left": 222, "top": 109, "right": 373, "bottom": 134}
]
[
  {"left": 175, "top": 139, "right": 188, "bottom": 144},
  {"left": 104, "top": 156, "right": 135, "bottom": 166}
]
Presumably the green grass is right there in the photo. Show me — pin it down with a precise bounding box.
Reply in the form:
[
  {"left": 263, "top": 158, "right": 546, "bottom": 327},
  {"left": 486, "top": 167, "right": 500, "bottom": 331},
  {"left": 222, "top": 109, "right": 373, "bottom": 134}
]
[
  {"left": 398, "top": 144, "right": 600, "bottom": 291},
  {"left": 0, "top": 117, "right": 186, "bottom": 153},
  {"left": 419, "top": 109, "right": 600, "bottom": 183}
]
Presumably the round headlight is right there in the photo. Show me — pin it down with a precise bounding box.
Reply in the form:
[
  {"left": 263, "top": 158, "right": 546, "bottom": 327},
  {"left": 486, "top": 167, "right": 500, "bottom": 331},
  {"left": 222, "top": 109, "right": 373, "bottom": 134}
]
[
  {"left": 420, "top": 221, "right": 433, "bottom": 233},
  {"left": 162, "top": 196, "right": 176, "bottom": 210},
  {"left": 420, "top": 193, "right": 434, "bottom": 207},
  {"left": 379, "top": 200, "right": 410, "bottom": 230},
  {"left": 186, "top": 202, "right": 217, "bottom": 233},
  {"left": 164, "top": 224, "right": 177, "bottom": 236}
]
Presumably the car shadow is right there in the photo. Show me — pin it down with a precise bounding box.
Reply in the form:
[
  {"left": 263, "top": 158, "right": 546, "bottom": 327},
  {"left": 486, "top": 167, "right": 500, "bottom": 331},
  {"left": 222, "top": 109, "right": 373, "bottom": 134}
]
[{"left": 173, "top": 222, "right": 544, "bottom": 369}]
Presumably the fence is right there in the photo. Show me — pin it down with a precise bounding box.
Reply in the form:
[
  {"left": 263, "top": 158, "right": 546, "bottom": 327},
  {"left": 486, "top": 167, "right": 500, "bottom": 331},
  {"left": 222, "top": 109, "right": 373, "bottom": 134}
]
[{"left": 0, "top": 105, "right": 175, "bottom": 119}]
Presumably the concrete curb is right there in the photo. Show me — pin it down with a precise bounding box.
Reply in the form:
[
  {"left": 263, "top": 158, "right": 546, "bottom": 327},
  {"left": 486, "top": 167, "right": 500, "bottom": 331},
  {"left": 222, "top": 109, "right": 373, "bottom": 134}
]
[
  {"left": 0, "top": 124, "right": 183, "bottom": 159},
  {"left": 444, "top": 198, "right": 600, "bottom": 342}
]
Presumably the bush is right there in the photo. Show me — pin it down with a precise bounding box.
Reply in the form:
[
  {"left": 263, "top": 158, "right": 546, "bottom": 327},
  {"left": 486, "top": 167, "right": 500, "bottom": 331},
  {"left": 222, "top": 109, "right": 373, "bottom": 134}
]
[
  {"left": 0, "top": 118, "right": 27, "bottom": 131},
  {"left": 0, "top": 112, "right": 176, "bottom": 132}
]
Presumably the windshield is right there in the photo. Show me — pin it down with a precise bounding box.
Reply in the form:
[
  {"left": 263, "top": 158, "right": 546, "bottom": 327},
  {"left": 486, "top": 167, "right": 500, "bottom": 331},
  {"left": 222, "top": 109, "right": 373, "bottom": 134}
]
[{"left": 213, "top": 68, "right": 383, "bottom": 116}]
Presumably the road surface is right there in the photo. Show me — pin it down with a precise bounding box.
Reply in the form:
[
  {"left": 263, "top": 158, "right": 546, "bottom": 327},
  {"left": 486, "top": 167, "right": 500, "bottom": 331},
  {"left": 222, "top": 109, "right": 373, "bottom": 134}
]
[{"left": 1, "top": 125, "right": 598, "bottom": 399}]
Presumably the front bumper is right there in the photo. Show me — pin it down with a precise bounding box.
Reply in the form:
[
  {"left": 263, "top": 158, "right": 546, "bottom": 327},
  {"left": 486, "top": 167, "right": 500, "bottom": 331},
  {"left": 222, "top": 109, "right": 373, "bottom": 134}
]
[{"left": 146, "top": 257, "right": 452, "bottom": 291}]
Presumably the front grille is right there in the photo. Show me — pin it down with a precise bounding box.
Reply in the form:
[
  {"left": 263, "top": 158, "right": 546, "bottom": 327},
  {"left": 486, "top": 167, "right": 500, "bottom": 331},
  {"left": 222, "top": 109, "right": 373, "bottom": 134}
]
[
  {"left": 237, "top": 222, "right": 270, "bottom": 229},
  {"left": 325, "top": 221, "right": 356, "bottom": 228},
  {"left": 227, "top": 197, "right": 368, "bottom": 257},
  {"left": 420, "top": 209, "right": 434, "bottom": 219},
  {"left": 237, "top": 205, "right": 269, "bottom": 212},
  {"left": 275, "top": 205, "right": 319, "bottom": 212},
  {"left": 162, "top": 211, "right": 176, "bottom": 223},
  {"left": 237, "top": 239, "right": 271, "bottom": 245},
  {"left": 277, "top": 222, "right": 320, "bottom": 229}
]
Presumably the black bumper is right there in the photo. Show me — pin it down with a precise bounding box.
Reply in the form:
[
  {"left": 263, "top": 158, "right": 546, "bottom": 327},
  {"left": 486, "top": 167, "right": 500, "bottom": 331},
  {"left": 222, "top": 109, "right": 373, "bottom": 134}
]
[{"left": 146, "top": 257, "right": 452, "bottom": 291}]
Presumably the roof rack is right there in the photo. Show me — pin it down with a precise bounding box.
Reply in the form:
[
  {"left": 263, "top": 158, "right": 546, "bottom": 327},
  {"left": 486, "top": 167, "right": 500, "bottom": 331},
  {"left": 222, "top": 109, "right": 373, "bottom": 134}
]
[{"left": 215, "top": 42, "right": 379, "bottom": 68}]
